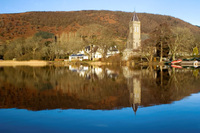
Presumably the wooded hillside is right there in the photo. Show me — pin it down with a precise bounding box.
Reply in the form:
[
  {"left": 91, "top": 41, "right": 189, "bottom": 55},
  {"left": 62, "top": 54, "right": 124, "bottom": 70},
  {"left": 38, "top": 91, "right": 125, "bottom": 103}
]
[{"left": 0, "top": 10, "right": 200, "bottom": 41}]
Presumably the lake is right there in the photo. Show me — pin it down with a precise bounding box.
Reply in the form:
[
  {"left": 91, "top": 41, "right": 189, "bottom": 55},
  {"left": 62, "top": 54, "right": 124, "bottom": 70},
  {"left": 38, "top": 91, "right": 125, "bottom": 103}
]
[{"left": 0, "top": 65, "right": 200, "bottom": 133}]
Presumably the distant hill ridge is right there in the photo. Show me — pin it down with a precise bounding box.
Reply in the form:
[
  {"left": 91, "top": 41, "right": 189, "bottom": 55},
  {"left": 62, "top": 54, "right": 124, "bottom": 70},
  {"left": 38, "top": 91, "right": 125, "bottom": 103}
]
[{"left": 0, "top": 10, "right": 200, "bottom": 41}]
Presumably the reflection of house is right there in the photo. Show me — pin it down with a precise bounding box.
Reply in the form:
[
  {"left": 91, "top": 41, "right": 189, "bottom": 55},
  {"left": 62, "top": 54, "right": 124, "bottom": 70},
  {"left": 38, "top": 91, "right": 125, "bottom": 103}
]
[
  {"left": 69, "top": 65, "right": 105, "bottom": 80},
  {"left": 69, "top": 54, "right": 89, "bottom": 61},
  {"left": 106, "top": 68, "right": 119, "bottom": 79},
  {"left": 68, "top": 65, "right": 121, "bottom": 81},
  {"left": 92, "top": 67, "right": 104, "bottom": 80},
  {"left": 69, "top": 65, "right": 89, "bottom": 77}
]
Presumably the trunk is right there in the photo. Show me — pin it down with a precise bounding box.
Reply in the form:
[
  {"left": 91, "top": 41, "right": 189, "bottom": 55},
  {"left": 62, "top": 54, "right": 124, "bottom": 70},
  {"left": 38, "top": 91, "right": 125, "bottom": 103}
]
[
  {"left": 160, "top": 41, "right": 163, "bottom": 62},
  {"left": 149, "top": 54, "right": 153, "bottom": 62},
  {"left": 32, "top": 49, "right": 36, "bottom": 59},
  {"left": 172, "top": 53, "right": 176, "bottom": 60},
  {"left": 160, "top": 66, "right": 163, "bottom": 87}
]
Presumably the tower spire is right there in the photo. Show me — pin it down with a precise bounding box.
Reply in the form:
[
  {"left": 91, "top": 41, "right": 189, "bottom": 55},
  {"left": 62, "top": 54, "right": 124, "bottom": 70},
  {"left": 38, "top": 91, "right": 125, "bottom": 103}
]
[{"left": 132, "top": 11, "right": 139, "bottom": 21}]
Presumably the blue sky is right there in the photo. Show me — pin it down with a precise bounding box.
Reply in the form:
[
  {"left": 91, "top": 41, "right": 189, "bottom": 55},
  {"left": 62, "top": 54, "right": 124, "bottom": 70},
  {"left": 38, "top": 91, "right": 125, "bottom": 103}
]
[{"left": 1, "top": 0, "right": 200, "bottom": 26}]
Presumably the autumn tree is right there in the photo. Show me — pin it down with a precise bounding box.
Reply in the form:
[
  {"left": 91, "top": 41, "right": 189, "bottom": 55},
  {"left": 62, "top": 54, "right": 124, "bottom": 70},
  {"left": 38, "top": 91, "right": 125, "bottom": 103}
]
[
  {"left": 193, "top": 46, "right": 199, "bottom": 57},
  {"left": 193, "top": 34, "right": 200, "bottom": 55}
]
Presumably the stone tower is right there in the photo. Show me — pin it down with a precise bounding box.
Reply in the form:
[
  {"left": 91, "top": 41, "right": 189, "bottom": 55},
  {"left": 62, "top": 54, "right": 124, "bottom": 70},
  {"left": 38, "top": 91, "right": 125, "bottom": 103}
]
[
  {"left": 123, "top": 12, "right": 141, "bottom": 60},
  {"left": 127, "top": 12, "right": 141, "bottom": 50}
]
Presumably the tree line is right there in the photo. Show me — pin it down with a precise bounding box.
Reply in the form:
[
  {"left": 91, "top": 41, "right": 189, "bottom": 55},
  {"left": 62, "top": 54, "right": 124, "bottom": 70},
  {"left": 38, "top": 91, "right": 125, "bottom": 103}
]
[
  {"left": 0, "top": 22, "right": 199, "bottom": 61},
  {"left": 0, "top": 24, "right": 119, "bottom": 60},
  {"left": 142, "top": 23, "right": 200, "bottom": 62}
]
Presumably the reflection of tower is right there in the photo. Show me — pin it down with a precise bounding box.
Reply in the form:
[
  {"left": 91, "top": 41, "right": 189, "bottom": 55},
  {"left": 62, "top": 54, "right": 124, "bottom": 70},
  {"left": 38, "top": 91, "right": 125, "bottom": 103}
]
[
  {"left": 130, "top": 78, "right": 141, "bottom": 114},
  {"left": 123, "top": 67, "right": 141, "bottom": 114}
]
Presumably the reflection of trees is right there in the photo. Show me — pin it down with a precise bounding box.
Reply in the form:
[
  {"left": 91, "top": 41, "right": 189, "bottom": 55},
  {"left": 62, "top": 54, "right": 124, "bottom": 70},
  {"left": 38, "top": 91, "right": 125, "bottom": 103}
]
[
  {"left": 0, "top": 66, "right": 200, "bottom": 111},
  {"left": 0, "top": 66, "right": 63, "bottom": 90},
  {"left": 167, "top": 68, "right": 200, "bottom": 100},
  {"left": 142, "top": 67, "right": 200, "bottom": 107},
  {"left": 123, "top": 66, "right": 200, "bottom": 112},
  {"left": 0, "top": 66, "right": 129, "bottom": 111}
]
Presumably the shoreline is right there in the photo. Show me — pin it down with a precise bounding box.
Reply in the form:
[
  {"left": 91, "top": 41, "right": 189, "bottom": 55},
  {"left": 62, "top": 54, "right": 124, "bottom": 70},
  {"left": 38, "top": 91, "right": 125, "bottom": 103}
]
[
  {"left": 0, "top": 60, "right": 160, "bottom": 67},
  {"left": 0, "top": 60, "right": 114, "bottom": 67},
  {"left": 0, "top": 60, "right": 48, "bottom": 67}
]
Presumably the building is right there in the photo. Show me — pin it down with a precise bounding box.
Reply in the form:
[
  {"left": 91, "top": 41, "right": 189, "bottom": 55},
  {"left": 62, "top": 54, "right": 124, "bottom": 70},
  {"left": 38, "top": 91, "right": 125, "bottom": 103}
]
[
  {"left": 69, "top": 45, "right": 120, "bottom": 61},
  {"left": 106, "top": 46, "right": 120, "bottom": 58},
  {"left": 123, "top": 12, "right": 141, "bottom": 60},
  {"left": 127, "top": 12, "right": 141, "bottom": 50},
  {"left": 69, "top": 54, "right": 89, "bottom": 61},
  {"left": 85, "top": 45, "right": 103, "bottom": 60}
]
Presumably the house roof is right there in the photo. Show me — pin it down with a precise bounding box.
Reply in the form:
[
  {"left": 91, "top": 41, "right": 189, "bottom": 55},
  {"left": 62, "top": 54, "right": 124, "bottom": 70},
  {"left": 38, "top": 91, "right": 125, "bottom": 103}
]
[
  {"left": 85, "top": 46, "right": 90, "bottom": 50},
  {"left": 131, "top": 12, "right": 139, "bottom": 21},
  {"left": 85, "top": 45, "right": 99, "bottom": 53},
  {"left": 109, "top": 46, "right": 119, "bottom": 51}
]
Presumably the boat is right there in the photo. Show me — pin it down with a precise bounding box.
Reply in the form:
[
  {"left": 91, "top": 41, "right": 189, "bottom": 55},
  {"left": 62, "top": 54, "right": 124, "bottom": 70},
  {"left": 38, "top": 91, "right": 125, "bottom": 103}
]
[{"left": 171, "top": 59, "right": 182, "bottom": 64}]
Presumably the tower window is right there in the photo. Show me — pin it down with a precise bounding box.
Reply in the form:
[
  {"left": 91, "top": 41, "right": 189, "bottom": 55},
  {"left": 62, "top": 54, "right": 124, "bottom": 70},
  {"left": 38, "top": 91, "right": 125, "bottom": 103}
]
[{"left": 135, "top": 27, "right": 139, "bottom": 32}]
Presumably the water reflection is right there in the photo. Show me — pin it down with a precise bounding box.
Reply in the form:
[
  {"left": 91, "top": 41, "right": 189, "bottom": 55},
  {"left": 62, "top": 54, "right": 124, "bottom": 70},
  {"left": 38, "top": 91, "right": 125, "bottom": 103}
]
[{"left": 0, "top": 65, "right": 199, "bottom": 113}]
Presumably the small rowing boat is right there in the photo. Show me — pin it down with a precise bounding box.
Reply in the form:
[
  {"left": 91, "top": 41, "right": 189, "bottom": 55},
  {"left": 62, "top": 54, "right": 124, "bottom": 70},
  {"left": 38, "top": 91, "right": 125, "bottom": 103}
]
[{"left": 171, "top": 59, "right": 182, "bottom": 64}]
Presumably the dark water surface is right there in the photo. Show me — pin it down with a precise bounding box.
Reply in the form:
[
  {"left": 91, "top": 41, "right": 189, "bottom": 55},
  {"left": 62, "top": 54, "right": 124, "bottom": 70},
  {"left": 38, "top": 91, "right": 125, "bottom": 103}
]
[{"left": 0, "top": 65, "right": 200, "bottom": 132}]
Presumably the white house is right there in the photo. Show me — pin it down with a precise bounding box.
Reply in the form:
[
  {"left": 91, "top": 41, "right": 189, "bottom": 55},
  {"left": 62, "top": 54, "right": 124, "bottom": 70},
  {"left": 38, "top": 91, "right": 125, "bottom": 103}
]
[
  {"left": 69, "top": 54, "right": 89, "bottom": 61},
  {"left": 106, "top": 46, "right": 120, "bottom": 58},
  {"left": 69, "top": 45, "right": 120, "bottom": 61},
  {"left": 83, "top": 45, "right": 103, "bottom": 60}
]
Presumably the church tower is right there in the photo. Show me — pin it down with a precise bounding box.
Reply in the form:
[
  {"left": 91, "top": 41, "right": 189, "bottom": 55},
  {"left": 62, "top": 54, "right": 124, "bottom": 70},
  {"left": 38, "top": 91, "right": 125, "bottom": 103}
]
[
  {"left": 127, "top": 12, "right": 141, "bottom": 50},
  {"left": 122, "top": 12, "right": 141, "bottom": 61}
]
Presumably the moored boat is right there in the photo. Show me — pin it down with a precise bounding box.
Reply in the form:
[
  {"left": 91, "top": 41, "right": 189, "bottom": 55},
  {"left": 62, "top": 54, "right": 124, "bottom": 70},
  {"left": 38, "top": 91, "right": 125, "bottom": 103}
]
[{"left": 171, "top": 59, "right": 182, "bottom": 64}]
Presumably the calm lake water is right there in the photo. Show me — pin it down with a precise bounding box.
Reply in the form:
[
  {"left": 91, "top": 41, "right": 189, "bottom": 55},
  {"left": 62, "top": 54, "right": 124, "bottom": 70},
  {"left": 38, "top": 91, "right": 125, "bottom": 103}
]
[{"left": 0, "top": 65, "right": 200, "bottom": 133}]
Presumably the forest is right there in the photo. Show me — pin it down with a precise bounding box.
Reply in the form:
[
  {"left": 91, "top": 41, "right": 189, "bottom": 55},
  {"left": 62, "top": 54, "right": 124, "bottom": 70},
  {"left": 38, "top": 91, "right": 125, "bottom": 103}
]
[{"left": 0, "top": 10, "right": 200, "bottom": 60}]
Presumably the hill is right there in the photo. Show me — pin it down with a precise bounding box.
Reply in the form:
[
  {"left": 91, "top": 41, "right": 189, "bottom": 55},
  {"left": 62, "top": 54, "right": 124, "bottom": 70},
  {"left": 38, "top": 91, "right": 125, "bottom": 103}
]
[{"left": 0, "top": 10, "right": 200, "bottom": 42}]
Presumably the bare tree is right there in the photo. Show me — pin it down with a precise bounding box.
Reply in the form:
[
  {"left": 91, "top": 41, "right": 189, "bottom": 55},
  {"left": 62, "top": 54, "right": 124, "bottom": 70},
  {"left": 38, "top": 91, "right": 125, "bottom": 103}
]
[
  {"left": 142, "top": 38, "right": 156, "bottom": 62},
  {"left": 152, "top": 23, "right": 171, "bottom": 62},
  {"left": 25, "top": 36, "right": 43, "bottom": 59},
  {"left": 59, "top": 32, "right": 85, "bottom": 55},
  {"left": 169, "top": 27, "right": 195, "bottom": 60},
  {"left": 77, "top": 24, "right": 115, "bottom": 58}
]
